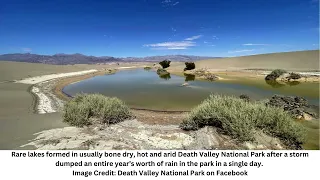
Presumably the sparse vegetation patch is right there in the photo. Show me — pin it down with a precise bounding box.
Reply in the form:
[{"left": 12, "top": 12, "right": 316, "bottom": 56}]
[
  {"left": 63, "top": 94, "right": 133, "bottom": 127},
  {"left": 159, "top": 60, "right": 171, "bottom": 69},
  {"left": 265, "top": 69, "right": 287, "bottom": 81},
  {"left": 180, "top": 94, "right": 306, "bottom": 149},
  {"left": 287, "top": 72, "right": 302, "bottom": 80},
  {"left": 184, "top": 62, "right": 196, "bottom": 71}
]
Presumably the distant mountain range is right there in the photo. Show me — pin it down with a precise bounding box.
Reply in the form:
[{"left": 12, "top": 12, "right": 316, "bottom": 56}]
[{"left": 0, "top": 53, "right": 221, "bottom": 65}]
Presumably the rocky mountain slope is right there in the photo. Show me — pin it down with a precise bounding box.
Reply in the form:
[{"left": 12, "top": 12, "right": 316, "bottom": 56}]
[{"left": 0, "top": 53, "right": 219, "bottom": 65}]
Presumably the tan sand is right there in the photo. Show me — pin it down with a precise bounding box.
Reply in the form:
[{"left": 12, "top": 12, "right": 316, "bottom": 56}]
[{"left": 168, "top": 50, "right": 319, "bottom": 72}]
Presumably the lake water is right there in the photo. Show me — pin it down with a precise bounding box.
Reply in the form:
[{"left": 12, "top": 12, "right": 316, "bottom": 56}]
[
  {"left": 63, "top": 68, "right": 319, "bottom": 149},
  {"left": 63, "top": 69, "right": 319, "bottom": 111}
]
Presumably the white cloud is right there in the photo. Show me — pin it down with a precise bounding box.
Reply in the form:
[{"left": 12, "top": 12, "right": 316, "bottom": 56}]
[
  {"left": 167, "top": 47, "right": 187, "bottom": 50},
  {"left": 313, "top": 44, "right": 319, "bottom": 46},
  {"left": 184, "top": 35, "right": 202, "bottom": 41},
  {"left": 22, "top": 48, "right": 32, "bottom": 52},
  {"left": 242, "top": 43, "right": 270, "bottom": 46},
  {"left": 162, "top": 0, "right": 179, "bottom": 7},
  {"left": 212, "top": 35, "right": 219, "bottom": 40},
  {"left": 144, "top": 41, "right": 195, "bottom": 50},
  {"left": 204, "top": 41, "right": 215, "bottom": 46},
  {"left": 172, "top": 2, "right": 179, "bottom": 6},
  {"left": 228, "top": 49, "right": 255, "bottom": 54},
  {"left": 144, "top": 34, "right": 202, "bottom": 50},
  {"left": 278, "top": 44, "right": 293, "bottom": 47}
]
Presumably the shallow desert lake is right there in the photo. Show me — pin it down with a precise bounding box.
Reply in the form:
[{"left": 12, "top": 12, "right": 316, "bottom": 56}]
[{"left": 63, "top": 69, "right": 319, "bottom": 111}]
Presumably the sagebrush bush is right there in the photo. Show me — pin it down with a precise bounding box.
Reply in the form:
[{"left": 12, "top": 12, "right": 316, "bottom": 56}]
[
  {"left": 180, "top": 94, "right": 306, "bottom": 148},
  {"left": 271, "top": 69, "right": 287, "bottom": 77},
  {"left": 239, "top": 94, "right": 250, "bottom": 102},
  {"left": 63, "top": 94, "right": 132, "bottom": 127},
  {"left": 265, "top": 69, "right": 287, "bottom": 81},
  {"left": 184, "top": 62, "right": 196, "bottom": 71},
  {"left": 159, "top": 60, "right": 171, "bottom": 69}
]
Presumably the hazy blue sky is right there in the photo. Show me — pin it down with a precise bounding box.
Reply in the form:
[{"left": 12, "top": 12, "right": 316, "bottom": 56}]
[{"left": 0, "top": 0, "right": 319, "bottom": 57}]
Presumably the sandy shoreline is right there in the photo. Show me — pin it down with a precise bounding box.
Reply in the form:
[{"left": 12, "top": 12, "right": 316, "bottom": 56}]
[
  {"left": 15, "top": 69, "right": 98, "bottom": 84},
  {"left": 16, "top": 69, "right": 100, "bottom": 114}
]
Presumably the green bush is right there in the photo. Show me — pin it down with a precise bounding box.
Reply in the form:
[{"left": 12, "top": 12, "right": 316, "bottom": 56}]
[
  {"left": 159, "top": 60, "right": 171, "bottom": 69},
  {"left": 184, "top": 62, "right": 196, "bottom": 71},
  {"left": 180, "top": 94, "right": 306, "bottom": 148},
  {"left": 63, "top": 94, "right": 132, "bottom": 127}
]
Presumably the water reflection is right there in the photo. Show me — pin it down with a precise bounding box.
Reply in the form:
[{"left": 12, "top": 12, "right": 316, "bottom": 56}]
[
  {"left": 265, "top": 80, "right": 285, "bottom": 88},
  {"left": 265, "top": 80, "right": 301, "bottom": 88},
  {"left": 158, "top": 73, "right": 171, "bottom": 80},
  {"left": 285, "top": 81, "right": 301, "bottom": 86},
  {"left": 184, "top": 74, "right": 195, "bottom": 82}
]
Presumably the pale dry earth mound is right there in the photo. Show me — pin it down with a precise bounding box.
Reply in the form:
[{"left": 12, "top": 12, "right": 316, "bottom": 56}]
[
  {"left": 168, "top": 50, "right": 319, "bottom": 72},
  {"left": 22, "top": 119, "right": 284, "bottom": 150}
]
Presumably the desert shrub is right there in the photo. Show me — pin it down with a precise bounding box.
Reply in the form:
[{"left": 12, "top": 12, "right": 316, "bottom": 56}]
[
  {"left": 271, "top": 69, "right": 287, "bottom": 77},
  {"left": 204, "top": 74, "right": 219, "bottom": 81},
  {"left": 184, "top": 62, "right": 196, "bottom": 71},
  {"left": 144, "top": 66, "right": 152, "bottom": 70},
  {"left": 239, "top": 94, "right": 250, "bottom": 102},
  {"left": 159, "top": 60, "right": 171, "bottom": 69},
  {"left": 100, "top": 97, "right": 133, "bottom": 124},
  {"left": 180, "top": 94, "right": 306, "bottom": 148},
  {"left": 265, "top": 74, "right": 277, "bottom": 81},
  {"left": 63, "top": 94, "right": 132, "bottom": 127},
  {"left": 287, "top": 72, "right": 302, "bottom": 80},
  {"left": 265, "top": 69, "right": 287, "bottom": 81},
  {"left": 194, "top": 68, "right": 207, "bottom": 76}
]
